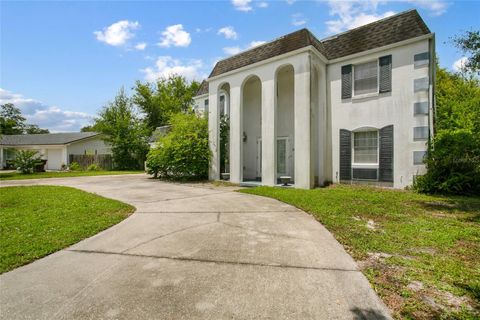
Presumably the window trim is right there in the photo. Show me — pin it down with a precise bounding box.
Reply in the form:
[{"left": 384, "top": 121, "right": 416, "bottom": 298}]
[
  {"left": 413, "top": 151, "right": 427, "bottom": 165},
  {"left": 413, "top": 126, "right": 429, "bottom": 141},
  {"left": 414, "top": 52, "right": 429, "bottom": 68},
  {"left": 352, "top": 59, "right": 380, "bottom": 98},
  {"left": 352, "top": 129, "right": 379, "bottom": 167}
]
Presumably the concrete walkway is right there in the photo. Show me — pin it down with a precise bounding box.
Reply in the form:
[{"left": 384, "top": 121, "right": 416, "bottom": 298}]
[{"left": 0, "top": 174, "right": 391, "bottom": 319}]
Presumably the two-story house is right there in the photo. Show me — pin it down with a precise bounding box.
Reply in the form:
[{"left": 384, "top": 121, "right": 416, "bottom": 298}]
[{"left": 193, "top": 9, "right": 435, "bottom": 189}]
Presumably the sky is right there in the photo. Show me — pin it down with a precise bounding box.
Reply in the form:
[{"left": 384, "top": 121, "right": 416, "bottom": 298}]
[{"left": 1, "top": 0, "right": 479, "bottom": 132}]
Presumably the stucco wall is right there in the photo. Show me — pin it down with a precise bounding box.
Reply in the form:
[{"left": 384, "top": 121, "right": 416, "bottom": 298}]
[
  {"left": 328, "top": 38, "right": 431, "bottom": 188},
  {"left": 193, "top": 95, "right": 208, "bottom": 115},
  {"left": 67, "top": 137, "right": 111, "bottom": 156}
]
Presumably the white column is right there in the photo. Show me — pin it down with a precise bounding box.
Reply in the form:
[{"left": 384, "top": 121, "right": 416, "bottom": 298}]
[
  {"left": 208, "top": 90, "right": 220, "bottom": 180},
  {"left": 229, "top": 85, "right": 242, "bottom": 183},
  {"left": 294, "top": 56, "right": 313, "bottom": 189},
  {"left": 261, "top": 77, "right": 276, "bottom": 186},
  {"left": 62, "top": 147, "right": 68, "bottom": 166}
]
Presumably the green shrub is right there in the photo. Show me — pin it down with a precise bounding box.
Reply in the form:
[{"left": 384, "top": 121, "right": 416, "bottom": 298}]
[
  {"left": 13, "top": 150, "right": 43, "bottom": 174},
  {"left": 69, "top": 162, "right": 81, "bottom": 171},
  {"left": 146, "top": 113, "right": 210, "bottom": 180},
  {"left": 87, "top": 164, "right": 101, "bottom": 171},
  {"left": 414, "top": 129, "right": 480, "bottom": 195}
]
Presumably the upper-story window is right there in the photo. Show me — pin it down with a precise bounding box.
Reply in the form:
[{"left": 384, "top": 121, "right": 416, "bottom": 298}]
[
  {"left": 353, "top": 130, "right": 378, "bottom": 164},
  {"left": 341, "top": 55, "right": 391, "bottom": 99},
  {"left": 354, "top": 61, "right": 378, "bottom": 96},
  {"left": 204, "top": 99, "right": 209, "bottom": 113}
]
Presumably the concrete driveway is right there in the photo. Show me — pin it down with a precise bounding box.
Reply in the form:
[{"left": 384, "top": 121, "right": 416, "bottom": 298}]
[{"left": 0, "top": 174, "right": 391, "bottom": 319}]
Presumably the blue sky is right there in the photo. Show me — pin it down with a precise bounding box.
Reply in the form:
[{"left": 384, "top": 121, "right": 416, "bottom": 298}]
[{"left": 1, "top": 0, "right": 478, "bottom": 132}]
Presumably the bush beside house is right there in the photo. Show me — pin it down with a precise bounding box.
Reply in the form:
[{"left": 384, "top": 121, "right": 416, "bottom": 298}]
[{"left": 146, "top": 113, "right": 210, "bottom": 180}]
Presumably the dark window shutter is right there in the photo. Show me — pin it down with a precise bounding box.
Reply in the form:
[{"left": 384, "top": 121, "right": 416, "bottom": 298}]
[
  {"left": 379, "top": 55, "right": 392, "bottom": 93},
  {"left": 339, "top": 129, "right": 352, "bottom": 180},
  {"left": 379, "top": 125, "right": 394, "bottom": 182},
  {"left": 341, "top": 65, "right": 352, "bottom": 99}
]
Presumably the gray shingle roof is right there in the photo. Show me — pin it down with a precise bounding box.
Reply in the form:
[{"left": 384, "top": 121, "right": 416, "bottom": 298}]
[
  {"left": 208, "top": 9, "right": 430, "bottom": 79},
  {"left": 0, "top": 132, "right": 100, "bottom": 146},
  {"left": 196, "top": 80, "right": 209, "bottom": 96}
]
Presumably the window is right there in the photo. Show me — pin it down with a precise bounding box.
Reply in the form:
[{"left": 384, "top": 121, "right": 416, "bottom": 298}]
[
  {"left": 219, "top": 95, "right": 225, "bottom": 116},
  {"left": 413, "top": 126, "right": 429, "bottom": 141},
  {"left": 414, "top": 77, "right": 429, "bottom": 92},
  {"left": 414, "top": 102, "right": 429, "bottom": 115},
  {"left": 353, "top": 131, "right": 378, "bottom": 164},
  {"left": 354, "top": 61, "right": 378, "bottom": 96},
  {"left": 277, "top": 138, "right": 287, "bottom": 176},
  {"left": 414, "top": 52, "right": 429, "bottom": 68},
  {"left": 413, "top": 151, "right": 427, "bottom": 165},
  {"left": 204, "top": 99, "right": 209, "bottom": 114}
]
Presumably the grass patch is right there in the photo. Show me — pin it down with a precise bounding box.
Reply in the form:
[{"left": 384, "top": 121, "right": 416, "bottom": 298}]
[
  {"left": 0, "top": 170, "right": 144, "bottom": 180},
  {"left": 240, "top": 185, "right": 480, "bottom": 319},
  {"left": 0, "top": 186, "right": 134, "bottom": 273}
]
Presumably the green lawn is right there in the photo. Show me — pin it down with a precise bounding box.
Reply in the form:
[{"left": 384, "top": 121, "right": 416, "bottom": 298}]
[
  {"left": 240, "top": 185, "right": 480, "bottom": 320},
  {"left": 0, "top": 170, "right": 144, "bottom": 180},
  {"left": 0, "top": 186, "right": 134, "bottom": 273}
]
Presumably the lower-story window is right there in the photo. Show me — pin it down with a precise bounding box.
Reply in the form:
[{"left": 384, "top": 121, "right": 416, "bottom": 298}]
[
  {"left": 353, "top": 130, "right": 378, "bottom": 164},
  {"left": 352, "top": 130, "right": 379, "bottom": 180},
  {"left": 339, "top": 125, "right": 394, "bottom": 183}
]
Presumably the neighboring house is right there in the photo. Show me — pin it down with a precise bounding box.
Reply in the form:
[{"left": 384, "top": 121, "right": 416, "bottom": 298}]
[
  {"left": 193, "top": 9, "right": 434, "bottom": 189},
  {"left": 193, "top": 80, "right": 209, "bottom": 115},
  {"left": 148, "top": 126, "right": 171, "bottom": 148},
  {"left": 0, "top": 132, "right": 111, "bottom": 170}
]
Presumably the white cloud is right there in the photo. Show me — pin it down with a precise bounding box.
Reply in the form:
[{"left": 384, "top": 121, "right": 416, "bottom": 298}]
[
  {"left": 94, "top": 20, "right": 140, "bottom": 46},
  {"left": 324, "top": 0, "right": 448, "bottom": 34},
  {"left": 286, "top": 0, "right": 296, "bottom": 4},
  {"left": 222, "top": 40, "right": 266, "bottom": 56},
  {"left": 141, "top": 56, "right": 204, "bottom": 81},
  {"left": 325, "top": 1, "right": 395, "bottom": 34},
  {"left": 223, "top": 46, "right": 242, "bottom": 55},
  {"left": 218, "top": 26, "right": 238, "bottom": 40},
  {"left": 249, "top": 40, "right": 266, "bottom": 47},
  {"left": 452, "top": 57, "right": 468, "bottom": 72},
  {"left": 292, "top": 13, "right": 307, "bottom": 26},
  {"left": 232, "top": 0, "right": 253, "bottom": 12},
  {"left": 158, "top": 24, "right": 191, "bottom": 48},
  {"left": 135, "top": 42, "right": 147, "bottom": 50},
  {"left": 0, "top": 88, "right": 93, "bottom": 132},
  {"left": 407, "top": 0, "right": 448, "bottom": 16},
  {"left": 257, "top": 1, "right": 269, "bottom": 8}
]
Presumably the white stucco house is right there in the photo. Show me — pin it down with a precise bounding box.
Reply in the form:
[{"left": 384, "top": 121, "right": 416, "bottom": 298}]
[
  {"left": 0, "top": 132, "right": 111, "bottom": 170},
  {"left": 193, "top": 9, "right": 435, "bottom": 189}
]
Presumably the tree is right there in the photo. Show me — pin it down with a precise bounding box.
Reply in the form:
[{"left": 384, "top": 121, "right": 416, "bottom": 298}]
[
  {"left": 0, "top": 103, "right": 50, "bottom": 134},
  {"left": 146, "top": 113, "right": 210, "bottom": 180},
  {"left": 435, "top": 65, "right": 480, "bottom": 133},
  {"left": 0, "top": 103, "right": 26, "bottom": 134},
  {"left": 93, "top": 88, "right": 149, "bottom": 170},
  {"left": 414, "top": 63, "right": 480, "bottom": 195},
  {"left": 80, "top": 125, "right": 97, "bottom": 132},
  {"left": 25, "top": 124, "right": 49, "bottom": 134},
  {"left": 133, "top": 75, "right": 200, "bottom": 133},
  {"left": 452, "top": 29, "right": 480, "bottom": 74}
]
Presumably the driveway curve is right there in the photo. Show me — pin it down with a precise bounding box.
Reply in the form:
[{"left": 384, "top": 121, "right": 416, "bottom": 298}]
[{"left": 0, "top": 174, "right": 391, "bottom": 319}]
